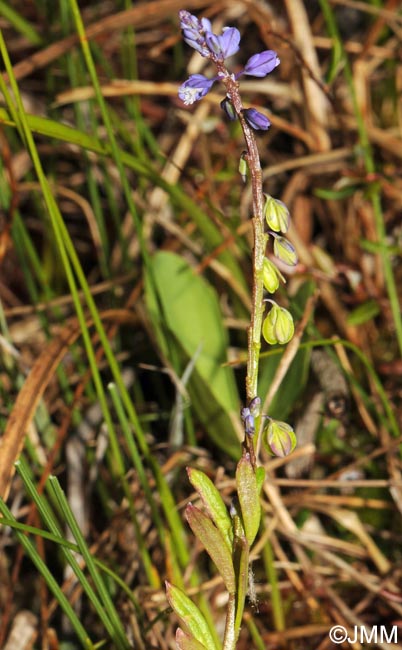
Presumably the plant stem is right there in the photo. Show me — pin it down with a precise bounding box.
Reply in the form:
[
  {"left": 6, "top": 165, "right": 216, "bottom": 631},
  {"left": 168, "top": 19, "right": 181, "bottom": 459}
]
[
  {"left": 222, "top": 594, "right": 236, "bottom": 650},
  {"left": 221, "top": 72, "right": 267, "bottom": 463}
]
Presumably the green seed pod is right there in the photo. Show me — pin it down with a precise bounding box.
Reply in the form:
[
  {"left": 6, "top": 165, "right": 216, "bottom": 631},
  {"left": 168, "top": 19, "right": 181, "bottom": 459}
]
[
  {"left": 262, "top": 257, "right": 280, "bottom": 293},
  {"left": 263, "top": 194, "right": 290, "bottom": 233},
  {"left": 273, "top": 235, "right": 298, "bottom": 266},
  {"left": 263, "top": 419, "right": 297, "bottom": 457},
  {"left": 262, "top": 303, "right": 294, "bottom": 345}
]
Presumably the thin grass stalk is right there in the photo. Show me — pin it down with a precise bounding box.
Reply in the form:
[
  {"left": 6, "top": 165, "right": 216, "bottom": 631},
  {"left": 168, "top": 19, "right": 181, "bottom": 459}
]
[
  {"left": 67, "top": 0, "right": 193, "bottom": 566},
  {"left": 107, "top": 382, "right": 165, "bottom": 539},
  {"left": 260, "top": 325, "right": 399, "bottom": 438},
  {"left": 108, "top": 382, "right": 163, "bottom": 588},
  {"left": 262, "top": 536, "right": 285, "bottom": 631},
  {"left": 0, "top": 497, "right": 95, "bottom": 649},
  {"left": 1, "top": 32, "right": 181, "bottom": 626},
  {"left": 48, "top": 476, "right": 132, "bottom": 647},
  {"left": 0, "top": 26, "right": 127, "bottom": 470},
  {"left": 15, "top": 459, "right": 130, "bottom": 649},
  {"left": 318, "top": 0, "right": 402, "bottom": 358},
  {"left": 0, "top": 105, "right": 245, "bottom": 287},
  {"left": 0, "top": 1, "right": 42, "bottom": 44},
  {"left": 245, "top": 615, "right": 266, "bottom": 650},
  {"left": 0, "top": 512, "right": 140, "bottom": 611},
  {"left": 0, "top": 31, "right": 178, "bottom": 568},
  {"left": 67, "top": 0, "right": 149, "bottom": 270}
]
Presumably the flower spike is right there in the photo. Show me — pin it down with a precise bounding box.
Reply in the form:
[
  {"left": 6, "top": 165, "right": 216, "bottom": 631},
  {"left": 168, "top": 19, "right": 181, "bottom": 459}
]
[{"left": 178, "top": 12, "right": 280, "bottom": 118}]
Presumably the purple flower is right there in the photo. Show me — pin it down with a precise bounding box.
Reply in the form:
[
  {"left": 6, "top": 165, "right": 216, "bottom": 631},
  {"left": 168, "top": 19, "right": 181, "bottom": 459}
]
[
  {"left": 241, "top": 396, "right": 261, "bottom": 437},
  {"left": 179, "top": 11, "right": 212, "bottom": 36},
  {"left": 179, "top": 11, "right": 212, "bottom": 56},
  {"left": 178, "top": 74, "right": 217, "bottom": 105},
  {"left": 241, "top": 407, "right": 255, "bottom": 436},
  {"left": 243, "top": 108, "right": 271, "bottom": 131},
  {"left": 181, "top": 30, "right": 206, "bottom": 55},
  {"left": 177, "top": 11, "right": 280, "bottom": 119},
  {"left": 205, "top": 27, "right": 240, "bottom": 60},
  {"left": 179, "top": 11, "right": 199, "bottom": 30},
  {"left": 179, "top": 10, "right": 240, "bottom": 61},
  {"left": 244, "top": 50, "right": 280, "bottom": 77}
]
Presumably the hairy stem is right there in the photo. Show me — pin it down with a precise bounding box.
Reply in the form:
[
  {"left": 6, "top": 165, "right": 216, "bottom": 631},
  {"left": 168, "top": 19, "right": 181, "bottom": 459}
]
[
  {"left": 222, "top": 593, "right": 237, "bottom": 650},
  {"left": 222, "top": 74, "right": 267, "bottom": 412}
]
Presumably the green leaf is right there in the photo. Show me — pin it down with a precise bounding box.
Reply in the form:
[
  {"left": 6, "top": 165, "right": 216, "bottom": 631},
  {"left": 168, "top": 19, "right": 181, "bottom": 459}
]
[
  {"left": 166, "top": 582, "right": 221, "bottom": 650},
  {"left": 145, "top": 251, "right": 241, "bottom": 457},
  {"left": 236, "top": 456, "right": 261, "bottom": 547},
  {"left": 187, "top": 467, "right": 233, "bottom": 549},
  {"left": 347, "top": 300, "right": 380, "bottom": 325},
  {"left": 314, "top": 186, "right": 357, "bottom": 200},
  {"left": 185, "top": 505, "right": 236, "bottom": 594}
]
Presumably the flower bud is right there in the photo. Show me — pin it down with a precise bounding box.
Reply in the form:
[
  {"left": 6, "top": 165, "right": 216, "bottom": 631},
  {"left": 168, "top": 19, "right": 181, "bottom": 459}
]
[
  {"left": 263, "top": 419, "right": 296, "bottom": 457},
  {"left": 262, "top": 257, "right": 283, "bottom": 293},
  {"left": 243, "top": 108, "right": 271, "bottom": 131},
  {"left": 221, "top": 96, "right": 237, "bottom": 121},
  {"left": 240, "top": 396, "right": 261, "bottom": 436},
  {"left": 272, "top": 234, "right": 298, "bottom": 266},
  {"left": 262, "top": 302, "right": 294, "bottom": 345},
  {"left": 263, "top": 195, "right": 290, "bottom": 233},
  {"left": 241, "top": 408, "right": 255, "bottom": 436},
  {"left": 244, "top": 50, "right": 280, "bottom": 77}
]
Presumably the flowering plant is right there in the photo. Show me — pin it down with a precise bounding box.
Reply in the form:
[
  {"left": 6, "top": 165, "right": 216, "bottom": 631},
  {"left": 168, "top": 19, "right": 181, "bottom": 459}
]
[{"left": 167, "top": 12, "right": 297, "bottom": 650}]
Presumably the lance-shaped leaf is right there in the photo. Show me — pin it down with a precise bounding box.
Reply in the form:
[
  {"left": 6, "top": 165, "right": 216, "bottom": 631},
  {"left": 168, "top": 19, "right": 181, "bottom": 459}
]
[
  {"left": 236, "top": 455, "right": 261, "bottom": 546},
  {"left": 187, "top": 467, "right": 233, "bottom": 550},
  {"left": 145, "top": 251, "right": 241, "bottom": 458},
  {"left": 186, "top": 504, "right": 236, "bottom": 594},
  {"left": 176, "top": 628, "right": 208, "bottom": 650},
  {"left": 166, "top": 583, "right": 220, "bottom": 650}
]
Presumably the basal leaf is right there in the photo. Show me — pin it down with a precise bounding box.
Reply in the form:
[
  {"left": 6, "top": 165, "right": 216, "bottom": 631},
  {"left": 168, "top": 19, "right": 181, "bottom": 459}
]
[{"left": 145, "top": 251, "right": 241, "bottom": 457}]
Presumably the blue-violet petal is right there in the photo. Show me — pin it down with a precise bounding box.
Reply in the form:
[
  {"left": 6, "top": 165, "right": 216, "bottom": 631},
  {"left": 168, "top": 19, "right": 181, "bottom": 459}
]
[
  {"left": 244, "top": 50, "right": 280, "bottom": 77},
  {"left": 178, "top": 74, "right": 216, "bottom": 105},
  {"left": 243, "top": 108, "right": 271, "bottom": 130}
]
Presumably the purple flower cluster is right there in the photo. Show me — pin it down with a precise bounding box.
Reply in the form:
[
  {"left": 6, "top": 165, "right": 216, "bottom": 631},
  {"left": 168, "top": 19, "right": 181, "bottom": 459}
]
[{"left": 178, "top": 10, "right": 279, "bottom": 130}]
